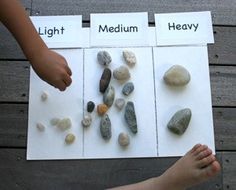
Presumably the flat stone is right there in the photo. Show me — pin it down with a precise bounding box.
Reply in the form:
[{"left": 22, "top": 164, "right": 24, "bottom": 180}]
[
  {"left": 57, "top": 118, "right": 71, "bottom": 131},
  {"left": 41, "top": 91, "right": 48, "bottom": 101},
  {"left": 99, "top": 68, "right": 112, "bottom": 93},
  {"left": 97, "top": 51, "right": 112, "bottom": 66},
  {"left": 36, "top": 123, "right": 45, "bottom": 132},
  {"left": 81, "top": 114, "right": 92, "bottom": 127},
  {"left": 100, "top": 114, "right": 112, "bottom": 140},
  {"left": 115, "top": 98, "right": 125, "bottom": 110},
  {"left": 65, "top": 133, "right": 76, "bottom": 144},
  {"left": 118, "top": 132, "right": 130, "bottom": 147},
  {"left": 113, "top": 66, "right": 130, "bottom": 81},
  {"left": 87, "top": 101, "right": 95, "bottom": 113},
  {"left": 124, "top": 101, "right": 137, "bottom": 134},
  {"left": 50, "top": 118, "right": 60, "bottom": 126},
  {"left": 97, "top": 104, "right": 109, "bottom": 116},
  {"left": 163, "top": 65, "right": 191, "bottom": 86},
  {"left": 123, "top": 50, "right": 136, "bottom": 67},
  {"left": 167, "top": 108, "right": 192, "bottom": 135},
  {"left": 122, "top": 82, "right": 134, "bottom": 96},
  {"left": 103, "top": 86, "right": 115, "bottom": 107}
]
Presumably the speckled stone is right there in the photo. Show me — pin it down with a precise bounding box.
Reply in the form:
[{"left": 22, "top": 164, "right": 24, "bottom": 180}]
[
  {"left": 100, "top": 114, "right": 112, "bottom": 140},
  {"left": 115, "top": 98, "right": 125, "bottom": 110},
  {"left": 113, "top": 66, "right": 130, "bottom": 81},
  {"left": 65, "top": 133, "right": 76, "bottom": 144},
  {"left": 50, "top": 118, "right": 60, "bottom": 126},
  {"left": 124, "top": 101, "right": 137, "bottom": 134},
  {"left": 41, "top": 91, "right": 48, "bottom": 101},
  {"left": 97, "top": 51, "right": 112, "bottom": 66},
  {"left": 99, "top": 68, "right": 112, "bottom": 93},
  {"left": 81, "top": 114, "right": 92, "bottom": 127},
  {"left": 57, "top": 118, "right": 71, "bottom": 131},
  {"left": 167, "top": 108, "right": 192, "bottom": 135},
  {"left": 122, "top": 82, "right": 134, "bottom": 96},
  {"left": 163, "top": 65, "right": 191, "bottom": 86},
  {"left": 36, "top": 123, "right": 45, "bottom": 132},
  {"left": 123, "top": 50, "right": 136, "bottom": 67},
  {"left": 87, "top": 101, "right": 95, "bottom": 113},
  {"left": 103, "top": 86, "right": 115, "bottom": 107},
  {"left": 118, "top": 132, "right": 130, "bottom": 147},
  {"left": 97, "top": 104, "right": 109, "bottom": 116}
]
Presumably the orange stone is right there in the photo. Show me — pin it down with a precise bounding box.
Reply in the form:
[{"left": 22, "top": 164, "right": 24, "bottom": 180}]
[{"left": 97, "top": 104, "right": 108, "bottom": 116}]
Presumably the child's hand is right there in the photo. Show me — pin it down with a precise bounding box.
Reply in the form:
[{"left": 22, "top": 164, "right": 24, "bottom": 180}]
[{"left": 31, "top": 48, "right": 72, "bottom": 91}]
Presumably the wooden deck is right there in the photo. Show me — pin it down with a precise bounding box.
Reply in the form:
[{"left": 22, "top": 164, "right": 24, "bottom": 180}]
[{"left": 0, "top": 0, "right": 235, "bottom": 189}]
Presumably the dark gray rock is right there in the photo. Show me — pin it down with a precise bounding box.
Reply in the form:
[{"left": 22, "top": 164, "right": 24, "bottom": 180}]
[
  {"left": 103, "top": 86, "right": 115, "bottom": 107},
  {"left": 167, "top": 108, "right": 192, "bottom": 135},
  {"left": 99, "top": 68, "right": 112, "bottom": 93},
  {"left": 97, "top": 51, "right": 112, "bottom": 66},
  {"left": 100, "top": 114, "right": 112, "bottom": 140},
  {"left": 122, "top": 82, "right": 134, "bottom": 96},
  {"left": 124, "top": 101, "right": 137, "bottom": 134},
  {"left": 87, "top": 101, "right": 95, "bottom": 113}
]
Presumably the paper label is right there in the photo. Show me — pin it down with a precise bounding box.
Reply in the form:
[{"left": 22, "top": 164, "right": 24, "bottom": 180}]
[{"left": 155, "top": 11, "right": 214, "bottom": 45}]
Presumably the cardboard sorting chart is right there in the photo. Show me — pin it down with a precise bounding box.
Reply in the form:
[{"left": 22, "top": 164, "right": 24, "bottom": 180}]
[{"left": 27, "top": 12, "right": 215, "bottom": 160}]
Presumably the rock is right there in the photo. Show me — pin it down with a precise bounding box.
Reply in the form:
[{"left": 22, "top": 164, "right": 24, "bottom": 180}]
[
  {"left": 65, "top": 133, "right": 76, "bottom": 144},
  {"left": 36, "top": 123, "right": 45, "bottom": 132},
  {"left": 81, "top": 114, "right": 92, "bottom": 127},
  {"left": 167, "top": 108, "right": 192, "bottom": 135},
  {"left": 57, "top": 118, "right": 71, "bottom": 131},
  {"left": 97, "top": 104, "right": 109, "bottom": 116},
  {"left": 103, "top": 86, "right": 115, "bottom": 107},
  {"left": 163, "top": 65, "right": 191, "bottom": 86},
  {"left": 41, "top": 91, "right": 48, "bottom": 101},
  {"left": 122, "top": 82, "right": 134, "bottom": 96},
  {"left": 99, "top": 68, "right": 112, "bottom": 93},
  {"left": 50, "top": 118, "right": 60, "bottom": 126},
  {"left": 118, "top": 132, "right": 130, "bottom": 147},
  {"left": 115, "top": 98, "right": 125, "bottom": 110},
  {"left": 100, "top": 114, "right": 112, "bottom": 140},
  {"left": 123, "top": 50, "right": 136, "bottom": 67},
  {"left": 124, "top": 101, "right": 137, "bottom": 134},
  {"left": 97, "top": 51, "right": 112, "bottom": 66},
  {"left": 87, "top": 101, "right": 95, "bottom": 113},
  {"left": 113, "top": 66, "right": 130, "bottom": 81}
]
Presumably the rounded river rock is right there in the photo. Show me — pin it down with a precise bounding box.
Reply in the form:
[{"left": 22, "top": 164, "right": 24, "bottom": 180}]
[
  {"left": 103, "top": 86, "right": 115, "bottom": 107},
  {"left": 100, "top": 114, "right": 112, "bottom": 140},
  {"left": 87, "top": 101, "right": 95, "bottom": 113},
  {"left": 113, "top": 66, "right": 130, "bottom": 81},
  {"left": 97, "top": 51, "right": 112, "bottom": 66},
  {"left": 122, "top": 82, "right": 134, "bottom": 96},
  {"left": 124, "top": 101, "right": 137, "bottom": 134},
  {"left": 123, "top": 50, "right": 136, "bottom": 67},
  {"left": 99, "top": 68, "right": 111, "bottom": 93},
  {"left": 118, "top": 132, "right": 130, "bottom": 147}
]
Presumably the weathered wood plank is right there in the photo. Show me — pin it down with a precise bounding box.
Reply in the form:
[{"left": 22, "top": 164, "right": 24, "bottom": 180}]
[
  {"left": 31, "top": 0, "right": 236, "bottom": 26},
  {"left": 0, "top": 104, "right": 235, "bottom": 151},
  {"left": 0, "top": 0, "right": 31, "bottom": 60},
  {"left": 222, "top": 152, "right": 236, "bottom": 190},
  {"left": 0, "top": 148, "right": 223, "bottom": 190},
  {"left": 1, "top": 61, "right": 236, "bottom": 106}
]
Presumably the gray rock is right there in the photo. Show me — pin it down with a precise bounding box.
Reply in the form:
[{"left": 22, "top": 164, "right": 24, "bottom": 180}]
[
  {"left": 36, "top": 123, "right": 45, "bottom": 132},
  {"left": 41, "top": 91, "right": 48, "bottom": 101},
  {"left": 81, "top": 114, "right": 92, "bottom": 127},
  {"left": 124, "top": 101, "right": 137, "bottom": 134},
  {"left": 97, "top": 51, "right": 112, "bottom": 66},
  {"left": 113, "top": 66, "right": 130, "bottom": 81},
  {"left": 57, "top": 118, "right": 71, "bottom": 131},
  {"left": 103, "top": 86, "right": 115, "bottom": 107},
  {"left": 100, "top": 114, "right": 112, "bottom": 140},
  {"left": 167, "top": 108, "right": 192, "bottom": 135},
  {"left": 122, "top": 82, "right": 134, "bottom": 96},
  {"left": 123, "top": 50, "right": 136, "bottom": 67},
  {"left": 115, "top": 98, "right": 125, "bottom": 110},
  {"left": 118, "top": 132, "right": 130, "bottom": 147},
  {"left": 163, "top": 65, "right": 191, "bottom": 86},
  {"left": 50, "top": 118, "right": 60, "bottom": 126},
  {"left": 99, "top": 68, "right": 111, "bottom": 93}
]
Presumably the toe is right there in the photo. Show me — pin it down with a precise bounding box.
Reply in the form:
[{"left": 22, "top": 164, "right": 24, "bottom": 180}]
[
  {"left": 193, "top": 145, "right": 208, "bottom": 157},
  {"left": 198, "top": 154, "right": 216, "bottom": 168},
  {"left": 189, "top": 144, "right": 202, "bottom": 154},
  {"left": 196, "top": 148, "right": 212, "bottom": 160},
  {"left": 203, "top": 161, "right": 221, "bottom": 178}
]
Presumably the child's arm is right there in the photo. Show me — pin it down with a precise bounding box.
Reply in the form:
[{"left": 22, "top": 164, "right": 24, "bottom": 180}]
[{"left": 0, "top": 0, "right": 72, "bottom": 91}]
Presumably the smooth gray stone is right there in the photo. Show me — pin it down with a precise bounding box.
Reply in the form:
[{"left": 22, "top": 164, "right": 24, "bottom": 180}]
[
  {"left": 122, "top": 82, "right": 134, "bottom": 96},
  {"left": 113, "top": 66, "right": 130, "bottom": 81},
  {"left": 124, "top": 101, "right": 137, "bottom": 134},
  {"left": 103, "top": 86, "right": 115, "bottom": 107},
  {"left": 100, "top": 114, "right": 112, "bottom": 140},
  {"left": 115, "top": 98, "right": 125, "bottom": 110},
  {"left": 99, "top": 68, "right": 111, "bottom": 93},
  {"left": 163, "top": 65, "right": 191, "bottom": 86},
  {"left": 118, "top": 132, "right": 130, "bottom": 147},
  {"left": 97, "top": 51, "right": 112, "bottom": 66},
  {"left": 167, "top": 108, "right": 192, "bottom": 135}
]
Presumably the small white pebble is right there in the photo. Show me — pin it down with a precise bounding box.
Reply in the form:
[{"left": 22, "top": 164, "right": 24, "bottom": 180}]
[
  {"left": 41, "top": 91, "right": 48, "bottom": 101},
  {"left": 65, "top": 133, "right": 76, "bottom": 144},
  {"left": 81, "top": 114, "right": 92, "bottom": 127},
  {"left": 50, "top": 118, "right": 60, "bottom": 126},
  {"left": 57, "top": 118, "right": 71, "bottom": 131},
  {"left": 36, "top": 123, "right": 45, "bottom": 132}
]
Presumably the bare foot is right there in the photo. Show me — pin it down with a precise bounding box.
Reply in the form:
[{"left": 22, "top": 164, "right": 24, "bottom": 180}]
[{"left": 154, "top": 144, "right": 221, "bottom": 190}]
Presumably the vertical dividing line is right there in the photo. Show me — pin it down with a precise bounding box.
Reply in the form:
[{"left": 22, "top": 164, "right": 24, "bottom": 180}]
[
  {"left": 151, "top": 47, "right": 159, "bottom": 157},
  {"left": 82, "top": 48, "right": 85, "bottom": 157}
]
